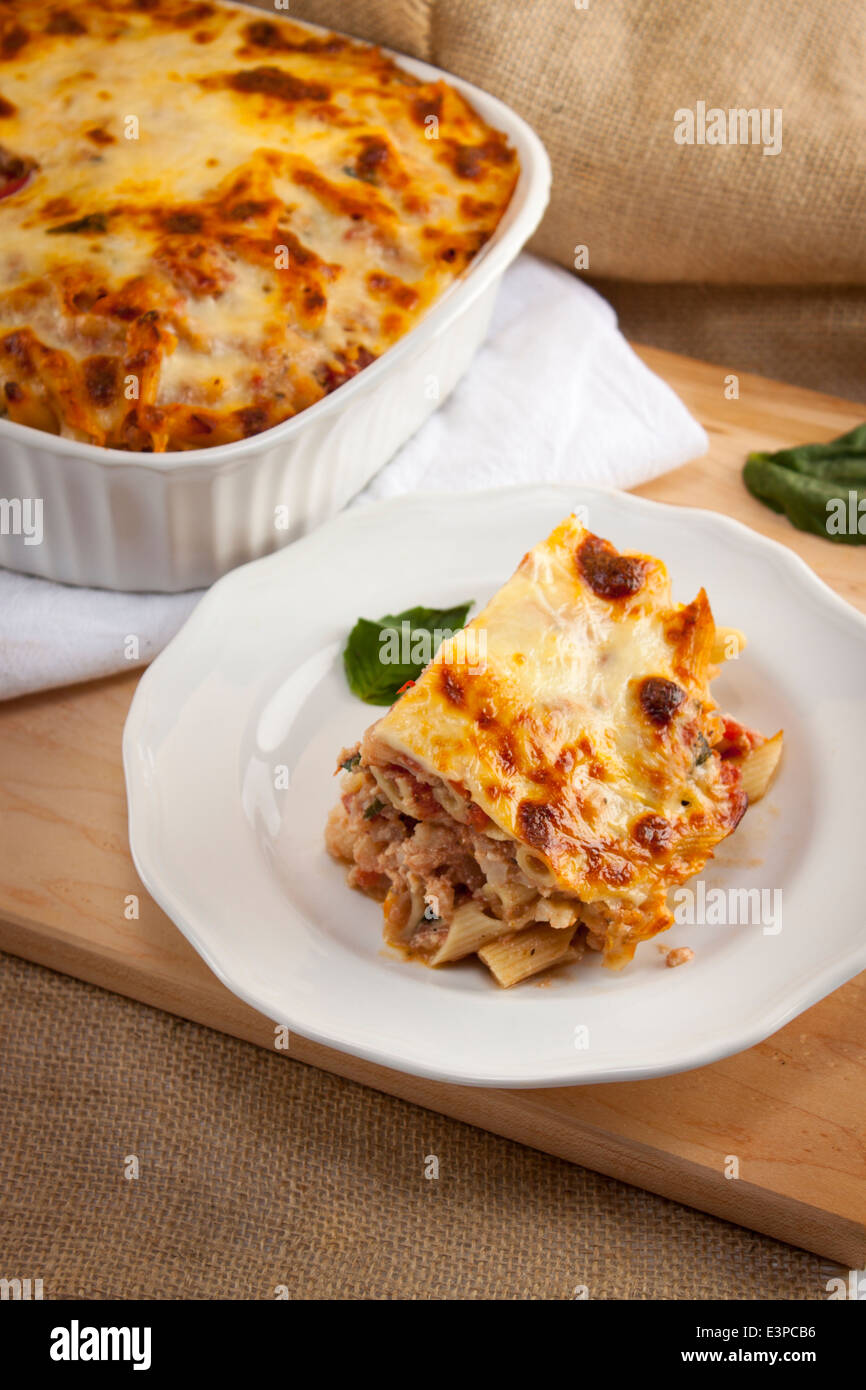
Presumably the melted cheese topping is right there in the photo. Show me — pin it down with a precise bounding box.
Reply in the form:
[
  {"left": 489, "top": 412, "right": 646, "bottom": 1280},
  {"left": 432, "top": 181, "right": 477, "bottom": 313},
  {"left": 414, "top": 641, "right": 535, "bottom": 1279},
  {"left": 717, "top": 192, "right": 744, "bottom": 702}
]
[
  {"left": 0, "top": 0, "right": 517, "bottom": 449},
  {"left": 374, "top": 516, "right": 751, "bottom": 922}
]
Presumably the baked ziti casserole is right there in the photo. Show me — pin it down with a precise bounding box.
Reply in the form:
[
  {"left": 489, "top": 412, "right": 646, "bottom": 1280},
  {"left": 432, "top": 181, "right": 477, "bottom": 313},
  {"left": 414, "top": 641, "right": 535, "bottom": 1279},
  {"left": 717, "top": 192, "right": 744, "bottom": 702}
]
[
  {"left": 0, "top": 0, "right": 517, "bottom": 450},
  {"left": 327, "top": 516, "right": 783, "bottom": 987}
]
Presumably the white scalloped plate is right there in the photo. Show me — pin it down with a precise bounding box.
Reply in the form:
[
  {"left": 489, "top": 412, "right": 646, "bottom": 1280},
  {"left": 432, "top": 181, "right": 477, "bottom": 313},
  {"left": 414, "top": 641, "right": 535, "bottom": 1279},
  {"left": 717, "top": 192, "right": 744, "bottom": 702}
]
[{"left": 123, "top": 486, "right": 866, "bottom": 1087}]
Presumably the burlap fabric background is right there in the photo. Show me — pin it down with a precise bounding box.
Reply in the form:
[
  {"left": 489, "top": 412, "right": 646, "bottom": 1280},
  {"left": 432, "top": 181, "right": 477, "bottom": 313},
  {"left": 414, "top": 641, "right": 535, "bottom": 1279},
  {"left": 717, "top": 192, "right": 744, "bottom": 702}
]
[
  {"left": 268, "top": 0, "right": 865, "bottom": 399},
  {"left": 1, "top": 953, "right": 841, "bottom": 1299}
]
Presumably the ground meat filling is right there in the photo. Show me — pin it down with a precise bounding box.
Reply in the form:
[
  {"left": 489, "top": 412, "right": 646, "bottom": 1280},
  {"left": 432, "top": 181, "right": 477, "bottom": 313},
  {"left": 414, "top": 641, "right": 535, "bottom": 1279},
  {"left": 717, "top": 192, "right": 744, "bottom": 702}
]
[
  {"left": 325, "top": 742, "right": 676, "bottom": 970},
  {"left": 325, "top": 743, "right": 548, "bottom": 958}
]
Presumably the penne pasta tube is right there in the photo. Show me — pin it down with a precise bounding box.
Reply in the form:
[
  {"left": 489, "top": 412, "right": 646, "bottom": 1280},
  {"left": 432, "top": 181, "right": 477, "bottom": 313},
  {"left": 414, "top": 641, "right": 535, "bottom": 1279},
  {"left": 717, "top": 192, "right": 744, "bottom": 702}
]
[
  {"left": 478, "top": 925, "right": 578, "bottom": 988},
  {"left": 515, "top": 847, "right": 558, "bottom": 889},
  {"left": 429, "top": 900, "right": 514, "bottom": 965},
  {"left": 737, "top": 730, "right": 784, "bottom": 802},
  {"left": 710, "top": 627, "right": 747, "bottom": 663}
]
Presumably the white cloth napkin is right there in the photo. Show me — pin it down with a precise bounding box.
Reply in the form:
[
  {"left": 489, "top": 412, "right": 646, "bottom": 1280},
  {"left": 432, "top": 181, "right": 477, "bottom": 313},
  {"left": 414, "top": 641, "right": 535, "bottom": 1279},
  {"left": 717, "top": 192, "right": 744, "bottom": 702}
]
[{"left": 0, "top": 255, "right": 706, "bottom": 701}]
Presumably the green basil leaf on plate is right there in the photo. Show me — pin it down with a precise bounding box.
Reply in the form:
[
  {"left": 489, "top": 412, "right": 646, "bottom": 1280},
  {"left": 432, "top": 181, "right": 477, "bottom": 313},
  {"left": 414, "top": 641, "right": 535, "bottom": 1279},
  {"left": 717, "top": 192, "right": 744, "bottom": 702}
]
[{"left": 343, "top": 601, "right": 474, "bottom": 705}]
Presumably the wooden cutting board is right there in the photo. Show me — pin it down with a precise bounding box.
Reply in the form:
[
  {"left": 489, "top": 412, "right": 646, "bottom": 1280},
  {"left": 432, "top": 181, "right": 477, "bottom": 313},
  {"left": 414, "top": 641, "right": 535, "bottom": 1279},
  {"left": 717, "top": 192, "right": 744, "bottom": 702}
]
[{"left": 1, "top": 345, "right": 864, "bottom": 1267}]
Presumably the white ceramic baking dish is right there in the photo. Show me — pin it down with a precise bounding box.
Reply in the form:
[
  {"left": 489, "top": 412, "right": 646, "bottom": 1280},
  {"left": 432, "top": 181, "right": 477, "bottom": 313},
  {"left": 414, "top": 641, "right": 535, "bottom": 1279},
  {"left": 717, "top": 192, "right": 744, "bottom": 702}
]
[{"left": 0, "top": 19, "right": 550, "bottom": 592}]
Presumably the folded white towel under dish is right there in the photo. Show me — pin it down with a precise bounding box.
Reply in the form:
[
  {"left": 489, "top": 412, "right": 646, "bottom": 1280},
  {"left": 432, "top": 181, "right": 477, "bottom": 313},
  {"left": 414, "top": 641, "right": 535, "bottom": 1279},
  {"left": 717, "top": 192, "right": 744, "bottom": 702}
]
[{"left": 0, "top": 255, "right": 707, "bottom": 701}]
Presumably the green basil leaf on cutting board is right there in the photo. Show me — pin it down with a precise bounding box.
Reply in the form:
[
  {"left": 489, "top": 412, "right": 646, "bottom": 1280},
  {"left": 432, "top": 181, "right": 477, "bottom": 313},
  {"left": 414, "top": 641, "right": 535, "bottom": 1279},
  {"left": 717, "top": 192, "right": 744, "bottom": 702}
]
[
  {"left": 343, "top": 601, "right": 474, "bottom": 705},
  {"left": 743, "top": 423, "right": 866, "bottom": 545}
]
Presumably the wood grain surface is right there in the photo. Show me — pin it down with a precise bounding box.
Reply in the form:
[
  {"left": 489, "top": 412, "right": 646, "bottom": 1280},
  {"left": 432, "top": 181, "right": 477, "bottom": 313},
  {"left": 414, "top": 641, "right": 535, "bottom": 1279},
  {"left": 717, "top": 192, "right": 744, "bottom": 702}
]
[{"left": 1, "top": 345, "right": 864, "bottom": 1266}]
